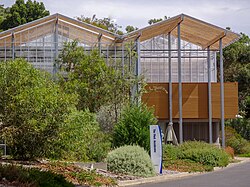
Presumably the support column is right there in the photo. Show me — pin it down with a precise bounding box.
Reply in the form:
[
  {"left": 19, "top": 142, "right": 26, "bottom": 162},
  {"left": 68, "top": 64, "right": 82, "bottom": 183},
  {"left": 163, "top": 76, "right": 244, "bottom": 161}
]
[
  {"left": 53, "top": 18, "right": 59, "bottom": 75},
  {"left": 122, "top": 43, "right": 125, "bottom": 76},
  {"left": 216, "top": 122, "right": 220, "bottom": 146},
  {"left": 207, "top": 46, "right": 212, "bottom": 144},
  {"left": 135, "top": 38, "right": 141, "bottom": 103},
  {"left": 177, "top": 23, "right": 183, "bottom": 144},
  {"left": 168, "top": 33, "right": 173, "bottom": 126},
  {"left": 219, "top": 38, "right": 225, "bottom": 148},
  {"left": 98, "top": 34, "right": 102, "bottom": 56},
  {"left": 11, "top": 32, "right": 15, "bottom": 59}
]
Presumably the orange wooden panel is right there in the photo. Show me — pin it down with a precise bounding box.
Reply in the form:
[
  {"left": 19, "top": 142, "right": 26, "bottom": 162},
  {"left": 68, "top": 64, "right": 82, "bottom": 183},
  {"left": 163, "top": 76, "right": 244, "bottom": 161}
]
[{"left": 142, "top": 82, "right": 238, "bottom": 120}]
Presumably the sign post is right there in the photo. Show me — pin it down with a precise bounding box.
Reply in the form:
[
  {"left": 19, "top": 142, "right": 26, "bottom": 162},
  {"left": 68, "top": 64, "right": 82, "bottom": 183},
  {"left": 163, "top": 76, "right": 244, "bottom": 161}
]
[{"left": 150, "top": 125, "right": 163, "bottom": 174}]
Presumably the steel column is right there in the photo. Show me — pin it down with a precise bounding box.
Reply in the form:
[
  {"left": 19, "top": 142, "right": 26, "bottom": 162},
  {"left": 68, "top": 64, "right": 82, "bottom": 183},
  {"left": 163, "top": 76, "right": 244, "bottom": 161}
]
[
  {"left": 177, "top": 23, "right": 183, "bottom": 144},
  {"left": 207, "top": 46, "right": 212, "bottom": 144},
  {"left": 98, "top": 34, "right": 102, "bottom": 56},
  {"left": 168, "top": 33, "right": 173, "bottom": 127},
  {"left": 219, "top": 38, "right": 225, "bottom": 148},
  {"left": 135, "top": 38, "right": 141, "bottom": 103},
  {"left": 11, "top": 32, "right": 15, "bottom": 59},
  {"left": 53, "top": 18, "right": 59, "bottom": 75},
  {"left": 122, "top": 44, "right": 124, "bottom": 76}
]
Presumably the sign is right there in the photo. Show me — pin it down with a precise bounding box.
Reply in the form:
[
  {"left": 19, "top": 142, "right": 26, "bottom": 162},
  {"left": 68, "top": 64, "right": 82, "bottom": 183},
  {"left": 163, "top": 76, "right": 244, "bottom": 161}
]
[{"left": 150, "top": 125, "right": 162, "bottom": 174}]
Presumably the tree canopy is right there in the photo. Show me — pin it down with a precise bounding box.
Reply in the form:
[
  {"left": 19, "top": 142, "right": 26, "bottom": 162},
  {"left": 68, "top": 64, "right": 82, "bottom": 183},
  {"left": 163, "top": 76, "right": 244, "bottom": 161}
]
[
  {"left": 0, "top": 0, "right": 49, "bottom": 31},
  {"left": 77, "top": 14, "right": 123, "bottom": 35},
  {"left": 0, "top": 59, "right": 76, "bottom": 159}
]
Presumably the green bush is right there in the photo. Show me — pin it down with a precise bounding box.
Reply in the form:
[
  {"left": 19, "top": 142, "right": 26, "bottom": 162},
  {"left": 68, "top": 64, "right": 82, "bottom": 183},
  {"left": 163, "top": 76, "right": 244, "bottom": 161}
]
[
  {"left": 226, "top": 118, "right": 250, "bottom": 141},
  {"left": 162, "top": 144, "right": 181, "bottom": 161},
  {"left": 0, "top": 164, "right": 74, "bottom": 187},
  {"left": 52, "top": 109, "right": 111, "bottom": 162},
  {"left": 0, "top": 59, "right": 76, "bottom": 160},
  {"left": 112, "top": 104, "right": 157, "bottom": 152},
  {"left": 225, "top": 126, "right": 250, "bottom": 154},
  {"left": 178, "top": 141, "right": 229, "bottom": 167},
  {"left": 107, "top": 145, "right": 155, "bottom": 177}
]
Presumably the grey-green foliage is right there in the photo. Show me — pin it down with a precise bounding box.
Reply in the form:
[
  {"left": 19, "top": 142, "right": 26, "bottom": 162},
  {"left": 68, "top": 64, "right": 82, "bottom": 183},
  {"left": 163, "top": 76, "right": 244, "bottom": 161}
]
[
  {"left": 178, "top": 141, "right": 229, "bottom": 167},
  {"left": 107, "top": 145, "right": 155, "bottom": 177},
  {"left": 112, "top": 104, "right": 157, "bottom": 152},
  {"left": 53, "top": 109, "right": 111, "bottom": 162},
  {"left": 0, "top": 59, "right": 76, "bottom": 160}
]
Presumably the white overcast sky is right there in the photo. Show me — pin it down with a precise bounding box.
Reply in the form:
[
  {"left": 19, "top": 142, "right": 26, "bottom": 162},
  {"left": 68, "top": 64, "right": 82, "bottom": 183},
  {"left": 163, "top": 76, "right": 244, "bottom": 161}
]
[{"left": 2, "top": 0, "right": 250, "bottom": 36}]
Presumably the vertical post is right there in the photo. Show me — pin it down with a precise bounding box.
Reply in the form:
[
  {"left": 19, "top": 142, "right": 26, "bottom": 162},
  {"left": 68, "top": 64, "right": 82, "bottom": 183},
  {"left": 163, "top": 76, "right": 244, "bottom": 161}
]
[
  {"left": 219, "top": 38, "right": 225, "bottom": 148},
  {"left": 11, "top": 32, "right": 15, "bottom": 59},
  {"left": 135, "top": 37, "right": 141, "bottom": 103},
  {"left": 207, "top": 46, "right": 212, "bottom": 144},
  {"left": 4, "top": 39, "right": 6, "bottom": 62},
  {"left": 53, "top": 18, "right": 59, "bottom": 75},
  {"left": 177, "top": 23, "right": 183, "bottom": 144},
  {"left": 168, "top": 33, "right": 173, "bottom": 127},
  {"left": 122, "top": 43, "right": 124, "bottom": 76},
  {"left": 98, "top": 34, "right": 102, "bottom": 56}
]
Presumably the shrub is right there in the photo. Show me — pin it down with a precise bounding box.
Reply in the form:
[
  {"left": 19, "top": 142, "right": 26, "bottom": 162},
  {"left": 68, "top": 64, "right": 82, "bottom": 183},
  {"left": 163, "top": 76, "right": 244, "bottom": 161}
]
[
  {"left": 178, "top": 141, "right": 229, "bottom": 167},
  {"left": 107, "top": 145, "right": 155, "bottom": 177},
  {"left": 225, "top": 126, "right": 250, "bottom": 154},
  {"left": 0, "top": 164, "right": 74, "bottom": 187},
  {"left": 226, "top": 118, "right": 250, "bottom": 140},
  {"left": 112, "top": 104, "right": 157, "bottom": 152},
  {"left": 163, "top": 159, "right": 213, "bottom": 172},
  {"left": 225, "top": 146, "right": 235, "bottom": 159},
  {"left": 52, "top": 109, "right": 111, "bottom": 162},
  {"left": 0, "top": 59, "right": 76, "bottom": 160},
  {"left": 162, "top": 144, "right": 181, "bottom": 161}
]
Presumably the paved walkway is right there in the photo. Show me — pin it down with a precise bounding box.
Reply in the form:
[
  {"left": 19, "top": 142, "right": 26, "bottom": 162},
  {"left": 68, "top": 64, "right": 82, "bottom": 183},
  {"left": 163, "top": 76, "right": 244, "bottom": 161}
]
[{"left": 119, "top": 157, "right": 250, "bottom": 187}]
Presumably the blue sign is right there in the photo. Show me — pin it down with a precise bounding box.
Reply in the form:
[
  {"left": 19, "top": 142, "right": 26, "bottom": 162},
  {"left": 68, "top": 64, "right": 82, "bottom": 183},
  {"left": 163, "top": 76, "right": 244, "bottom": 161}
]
[{"left": 150, "top": 125, "right": 163, "bottom": 174}]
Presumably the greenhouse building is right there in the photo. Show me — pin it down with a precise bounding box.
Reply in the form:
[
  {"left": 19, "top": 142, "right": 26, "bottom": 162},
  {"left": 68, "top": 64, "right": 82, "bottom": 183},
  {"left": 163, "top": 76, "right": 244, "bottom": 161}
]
[{"left": 0, "top": 13, "right": 240, "bottom": 147}]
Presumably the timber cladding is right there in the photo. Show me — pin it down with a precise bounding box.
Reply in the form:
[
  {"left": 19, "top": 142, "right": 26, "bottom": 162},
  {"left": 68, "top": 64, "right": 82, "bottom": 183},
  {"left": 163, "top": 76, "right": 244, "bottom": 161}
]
[{"left": 142, "top": 82, "right": 238, "bottom": 120}]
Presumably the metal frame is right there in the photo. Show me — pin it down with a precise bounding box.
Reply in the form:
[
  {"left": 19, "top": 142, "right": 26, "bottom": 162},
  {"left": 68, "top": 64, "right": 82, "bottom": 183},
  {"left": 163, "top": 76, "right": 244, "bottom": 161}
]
[
  {"left": 220, "top": 38, "right": 225, "bottom": 148},
  {"left": 207, "top": 46, "right": 212, "bottom": 144},
  {"left": 177, "top": 23, "right": 183, "bottom": 144}
]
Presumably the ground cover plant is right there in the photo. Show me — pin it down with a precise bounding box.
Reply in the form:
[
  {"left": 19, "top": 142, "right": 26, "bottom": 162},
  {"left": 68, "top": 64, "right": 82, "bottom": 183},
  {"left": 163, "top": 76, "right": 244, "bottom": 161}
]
[
  {"left": 41, "top": 162, "right": 117, "bottom": 187},
  {"left": 0, "top": 164, "right": 74, "bottom": 187},
  {"left": 107, "top": 145, "right": 155, "bottom": 177},
  {"left": 163, "top": 141, "right": 230, "bottom": 172}
]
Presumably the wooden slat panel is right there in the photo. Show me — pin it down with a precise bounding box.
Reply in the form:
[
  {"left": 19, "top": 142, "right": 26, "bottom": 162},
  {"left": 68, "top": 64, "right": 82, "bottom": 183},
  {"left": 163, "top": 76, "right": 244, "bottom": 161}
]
[{"left": 142, "top": 82, "right": 238, "bottom": 120}]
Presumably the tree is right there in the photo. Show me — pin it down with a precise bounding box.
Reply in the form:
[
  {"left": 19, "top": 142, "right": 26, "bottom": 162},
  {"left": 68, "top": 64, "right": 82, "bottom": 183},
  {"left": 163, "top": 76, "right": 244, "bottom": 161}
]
[
  {"left": 125, "top": 25, "right": 138, "bottom": 33},
  {"left": 0, "top": 0, "right": 49, "bottom": 31},
  {"left": 57, "top": 41, "right": 143, "bottom": 132},
  {"left": 77, "top": 14, "right": 123, "bottom": 35},
  {"left": 112, "top": 104, "right": 157, "bottom": 152},
  {"left": 0, "top": 59, "right": 76, "bottom": 159},
  {"left": 148, "top": 16, "right": 168, "bottom": 25},
  {"left": 222, "top": 33, "right": 250, "bottom": 115},
  {"left": 0, "top": 4, "right": 6, "bottom": 32}
]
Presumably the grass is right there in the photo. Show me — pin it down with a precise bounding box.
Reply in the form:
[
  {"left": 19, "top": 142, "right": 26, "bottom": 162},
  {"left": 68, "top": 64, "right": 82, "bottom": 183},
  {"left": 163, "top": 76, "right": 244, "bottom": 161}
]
[{"left": 237, "top": 153, "right": 250, "bottom": 157}]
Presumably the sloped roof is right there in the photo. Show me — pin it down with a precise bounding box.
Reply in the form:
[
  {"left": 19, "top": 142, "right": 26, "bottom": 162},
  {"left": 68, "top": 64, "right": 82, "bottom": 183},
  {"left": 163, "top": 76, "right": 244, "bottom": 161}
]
[
  {"left": 123, "top": 14, "right": 240, "bottom": 50},
  {"left": 0, "top": 13, "right": 240, "bottom": 49},
  {"left": 0, "top": 13, "right": 119, "bottom": 45}
]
